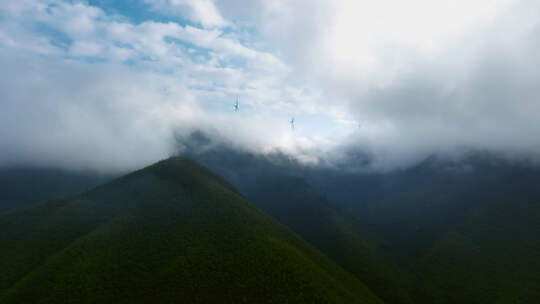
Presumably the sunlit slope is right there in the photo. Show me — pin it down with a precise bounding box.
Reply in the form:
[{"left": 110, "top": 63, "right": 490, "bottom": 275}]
[{"left": 0, "top": 157, "right": 382, "bottom": 304}]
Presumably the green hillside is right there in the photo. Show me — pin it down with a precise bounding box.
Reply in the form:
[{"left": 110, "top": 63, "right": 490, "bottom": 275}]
[
  {"left": 0, "top": 157, "right": 382, "bottom": 304},
  {"left": 4, "top": 150, "right": 539, "bottom": 303},
  {"left": 411, "top": 199, "right": 540, "bottom": 303},
  {"left": 351, "top": 159, "right": 540, "bottom": 304},
  {"left": 185, "top": 144, "right": 540, "bottom": 304},
  {"left": 244, "top": 175, "right": 414, "bottom": 304}
]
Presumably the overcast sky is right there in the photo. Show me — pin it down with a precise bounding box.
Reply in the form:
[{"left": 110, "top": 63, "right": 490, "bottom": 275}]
[{"left": 1, "top": 0, "right": 540, "bottom": 171}]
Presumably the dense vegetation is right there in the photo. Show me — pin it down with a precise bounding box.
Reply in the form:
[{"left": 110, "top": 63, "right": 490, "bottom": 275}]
[
  {"left": 2, "top": 133, "right": 540, "bottom": 303},
  {"left": 350, "top": 156, "right": 540, "bottom": 303},
  {"left": 0, "top": 157, "right": 381, "bottom": 303},
  {"left": 242, "top": 175, "right": 414, "bottom": 304},
  {"left": 183, "top": 136, "right": 540, "bottom": 304}
]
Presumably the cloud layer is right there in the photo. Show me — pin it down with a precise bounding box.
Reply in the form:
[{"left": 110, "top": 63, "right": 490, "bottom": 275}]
[{"left": 1, "top": 0, "right": 540, "bottom": 171}]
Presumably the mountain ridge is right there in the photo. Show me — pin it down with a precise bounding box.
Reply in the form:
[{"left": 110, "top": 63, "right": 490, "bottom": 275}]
[{"left": 0, "top": 157, "right": 382, "bottom": 304}]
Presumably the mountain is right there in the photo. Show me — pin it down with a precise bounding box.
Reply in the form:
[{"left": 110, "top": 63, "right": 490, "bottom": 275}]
[
  {"left": 242, "top": 175, "right": 415, "bottom": 304},
  {"left": 181, "top": 137, "right": 540, "bottom": 304},
  {"left": 0, "top": 167, "right": 115, "bottom": 212},
  {"left": 180, "top": 140, "right": 413, "bottom": 303},
  {"left": 347, "top": 156, "right": 540, "bottom": 303},
  {"left": 0, "top": 157, "right": 382, "bottom": 304},
  {"left": 3, "top": 131, "right": 540, "bottom": 303},
  {"left": 180, "top": 140, "right": 412, "bottom": 303}
]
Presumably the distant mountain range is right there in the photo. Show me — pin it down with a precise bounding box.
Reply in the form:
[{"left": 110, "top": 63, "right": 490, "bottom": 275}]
[
  {"left": 1, "top": 142, "right": 540, "bottom": 303},
  {"left": 182, "top": 135, "right": 540, "bottom": 304},
  {"left": 0, "top": 167, "right": 115, "bottom": 212}
]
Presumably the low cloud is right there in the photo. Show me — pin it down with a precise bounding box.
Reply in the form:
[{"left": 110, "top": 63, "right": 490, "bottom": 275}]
[
  {"left": 1, "top": 0, "right": 540, "bottom": 172},
  {"left": 217, "top": 0, "right": 540, "bottom": 170}
]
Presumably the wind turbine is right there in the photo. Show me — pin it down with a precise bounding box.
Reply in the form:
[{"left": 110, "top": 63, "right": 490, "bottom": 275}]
[
  {"left": 290, "top": 117, "right": 295, "bottom": 130},
  {"left": 234, "top": 95, "right": 239, "bottom": 112}
]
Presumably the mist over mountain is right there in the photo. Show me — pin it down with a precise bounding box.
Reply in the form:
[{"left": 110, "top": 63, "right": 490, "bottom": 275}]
[
  {"left": 2, "top": 0, "right": 540, "bottom": 302},
  {"left": 177, "top": 130, "right": 540, "bottom": 196},
  {"left": 177, "top": 130, "right": 540, "bottom": 303},
  {"left": 1, "top": 131, "right": 539, "bottom": 302}
]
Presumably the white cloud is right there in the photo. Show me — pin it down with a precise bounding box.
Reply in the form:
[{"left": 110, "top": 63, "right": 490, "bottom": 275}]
[
  {"left": 143, "top": 0, "right": 228, "bottom": 28},
  {"left": 0, "top": 0, "right": 323, "bottom": 171},
  {"left": 3, "top": 0, "right": 540, "bottom": 171},
  {"left": 213, "top": 0, "right": 540, "bottom": 169},
  {"left": 70, "top": 40, "right": 104, "bottom": 56}
]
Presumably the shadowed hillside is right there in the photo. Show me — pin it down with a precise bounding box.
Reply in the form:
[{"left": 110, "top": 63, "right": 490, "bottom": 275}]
[
  {"left": 244, "top": 175, "right": 414, "bottom": 304},
  {"left": 181, "top": 134, "right": 540, "bottom": 304}
]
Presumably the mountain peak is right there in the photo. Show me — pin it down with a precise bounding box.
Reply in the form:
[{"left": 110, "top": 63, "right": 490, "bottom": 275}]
[{"left": 0, "top": 157, "right": 381, "bottom": 304}]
